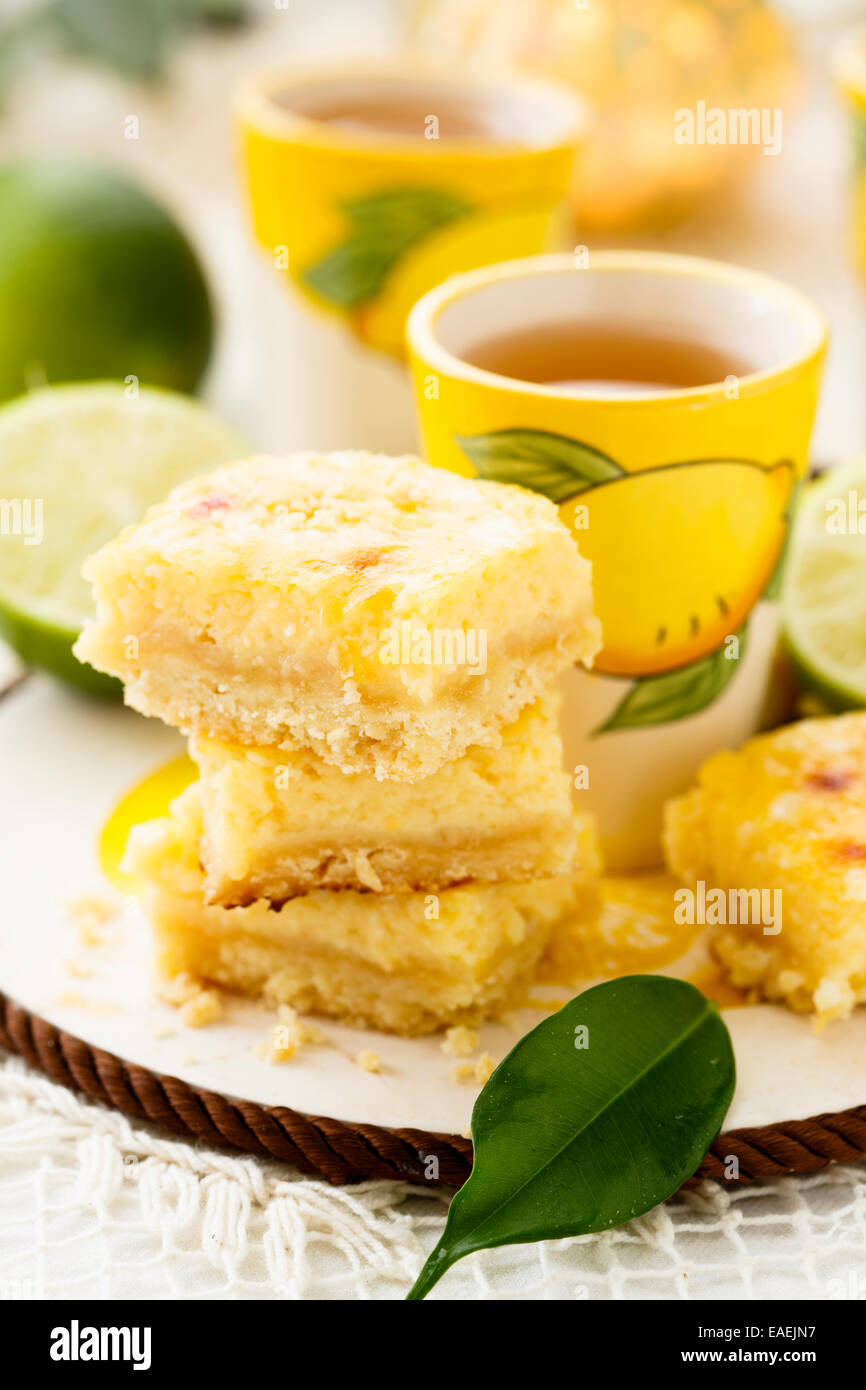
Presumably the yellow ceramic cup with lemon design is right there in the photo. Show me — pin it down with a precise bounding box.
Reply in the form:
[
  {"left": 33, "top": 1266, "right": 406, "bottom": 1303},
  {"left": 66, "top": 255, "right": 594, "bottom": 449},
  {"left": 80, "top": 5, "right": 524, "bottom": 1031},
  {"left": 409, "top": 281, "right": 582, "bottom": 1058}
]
[
  {"left": 408, "top": 252, "right": 827, "bottom": 868},
  {"left": 235, "top": 62, "right": 586, "bottom": 361}
]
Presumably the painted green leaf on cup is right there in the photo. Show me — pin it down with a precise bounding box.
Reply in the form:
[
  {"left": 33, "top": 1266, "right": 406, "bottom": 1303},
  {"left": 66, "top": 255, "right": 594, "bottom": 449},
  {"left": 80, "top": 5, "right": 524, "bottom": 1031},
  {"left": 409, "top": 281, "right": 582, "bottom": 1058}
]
[
  {"left": 299, "top": 241, "right": 399, "bottom": 312},
  {"left": 300, "top": 187, "right": 471, "bottom": 309},
  {"left": 407, "top": 976, "right": 734, "bottom": 1300},
  {"left": 456, "top": 428, "right": 623, "bottom": 503},
  {"left": 598, "top": 625, "right": 748, "bottom": 733},
  {"left": 340, "top": 188, "right": 469, "bottom": 237}
]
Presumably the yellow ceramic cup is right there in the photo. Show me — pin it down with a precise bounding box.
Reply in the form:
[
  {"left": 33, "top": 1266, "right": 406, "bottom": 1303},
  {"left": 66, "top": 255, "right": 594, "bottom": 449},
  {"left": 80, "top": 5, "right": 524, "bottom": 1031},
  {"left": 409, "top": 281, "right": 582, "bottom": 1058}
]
[
  {"left": 835, "top": 26, "right": 866, "bottom": 280},
  {"left": 408, "top": 251, "right": 827, "bottom": 868},
  {"left": 234, "top": 61, "right": 586, "bottom": 361}
]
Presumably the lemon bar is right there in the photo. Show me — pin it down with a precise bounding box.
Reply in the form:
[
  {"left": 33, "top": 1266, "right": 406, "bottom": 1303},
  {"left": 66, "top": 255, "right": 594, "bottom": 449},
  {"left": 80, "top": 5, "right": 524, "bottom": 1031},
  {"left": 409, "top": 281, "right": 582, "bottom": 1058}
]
[
  {"left": 74, "top": 451, "right": 600, "bottom": 780},
  {"left": 664, "top": 714, "right": 866, "bottom": 1025},
  {"left": 191, "top": 695, "right": 590, "bottom": 904},
  {"left": 125, "top": 784, "right": 591, "bottom": 1035}
]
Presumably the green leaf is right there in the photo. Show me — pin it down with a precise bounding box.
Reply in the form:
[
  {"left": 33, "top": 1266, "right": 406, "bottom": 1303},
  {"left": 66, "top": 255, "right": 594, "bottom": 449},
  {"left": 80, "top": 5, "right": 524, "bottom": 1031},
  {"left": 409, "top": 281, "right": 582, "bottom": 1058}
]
[
  {"left": 194, "top": 0, "right": 248, "bottom": 25},
  {"left": 455, "top": 429, "right": 623, "bottom": 503},
  {"left": 407, "top": 976, "right": 734, "bottom": 1300},
  {"left": 343, "top": 187, "right": 470, "bottom": 239},
  {"left": 51, "top": 0, "right": 177, "bottom": 80},
  {"left": 599, "top": 626, "right": 749, "bottom": 733},
  {"left": 300, "top": 187, "right": 471, "bottom": 310},
  {"left": 0, "top": 0, "right": 244, "bottom": 93},
  {"left": 300, "top": 241, "right": 399, "bottom": 311}
]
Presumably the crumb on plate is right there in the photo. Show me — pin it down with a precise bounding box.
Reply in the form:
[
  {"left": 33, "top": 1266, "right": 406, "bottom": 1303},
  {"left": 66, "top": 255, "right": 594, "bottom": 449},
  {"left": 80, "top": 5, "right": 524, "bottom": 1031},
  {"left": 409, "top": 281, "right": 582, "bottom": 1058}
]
[
  {"left": 441, "top": 1025, "right": 479, "bottom": 1058},
  {"left": 452, "top": 1051, "right": 497, "bottom": 1086},
  {"left": 158, "top": 971, "right": 206, "bottom": 1007},
  {"left": 54, "top": 991, "right": 120, "bottom": 1016},
  {"left": 65, "top": 891, "right": 118, "bottom": 926},
  {"left": 65, "top": 891, "right": 120, "bottom": 947},
  {"left": 474, "top": 1051, "right": 496, "bottom": 1085},
  {"left": 65, "top": 958, "right": 95, "bottom": 980},
  {"left": 257, "top": 1005, "right": 327, "bottom": 1063},
  {"left": 179, "top": 988, "right": 224, "bottom": 1029},
  {"left": 148, "top": 1023, "right": 176, "bottom": 1040}
]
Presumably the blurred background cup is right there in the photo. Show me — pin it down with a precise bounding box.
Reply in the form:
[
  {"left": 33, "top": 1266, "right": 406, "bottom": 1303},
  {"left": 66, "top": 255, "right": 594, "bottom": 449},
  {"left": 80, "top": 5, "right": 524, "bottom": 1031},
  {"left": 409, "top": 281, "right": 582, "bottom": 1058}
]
[
  {"left": 234, "top": 59, "right": 586, "bottom": 453},
  {"left": 407, "top": 251, "right": 827, "bottom": 869},
  {"left": 834, "top": 23, "right": 866, "bottom": 282},
  {"left": 411, "top": 0, "right": 797, "bottom": 233}
]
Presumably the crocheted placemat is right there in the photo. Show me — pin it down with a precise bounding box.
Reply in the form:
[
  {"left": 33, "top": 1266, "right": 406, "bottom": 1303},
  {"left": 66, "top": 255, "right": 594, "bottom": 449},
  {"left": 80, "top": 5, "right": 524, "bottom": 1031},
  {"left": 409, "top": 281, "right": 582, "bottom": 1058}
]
[{"left": 4, "top": 988, "right": 866, "bottom": 1188}]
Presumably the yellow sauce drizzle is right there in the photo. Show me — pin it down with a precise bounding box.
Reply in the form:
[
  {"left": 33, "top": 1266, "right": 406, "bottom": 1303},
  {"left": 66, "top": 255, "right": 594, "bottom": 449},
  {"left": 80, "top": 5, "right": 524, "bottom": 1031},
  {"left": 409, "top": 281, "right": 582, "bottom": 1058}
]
[
  {"left": 685, "top": 961, "right": 749, "bottom": 1010},
  {"left": 539, "top": 871, "right": 698, "bottom": 982},
  {"left": 99, "top": 755, "right": 195, "bottom": 891},
  {"left": 537, "top": 870, "right": 748, "bottom": 1010}
]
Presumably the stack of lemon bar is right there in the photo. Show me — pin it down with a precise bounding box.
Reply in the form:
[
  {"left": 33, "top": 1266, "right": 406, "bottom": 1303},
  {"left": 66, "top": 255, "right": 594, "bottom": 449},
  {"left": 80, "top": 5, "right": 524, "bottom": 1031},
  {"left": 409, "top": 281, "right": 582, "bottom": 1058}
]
[{"left": 75, "top": 452, "right": 601, "bottom": 1034}]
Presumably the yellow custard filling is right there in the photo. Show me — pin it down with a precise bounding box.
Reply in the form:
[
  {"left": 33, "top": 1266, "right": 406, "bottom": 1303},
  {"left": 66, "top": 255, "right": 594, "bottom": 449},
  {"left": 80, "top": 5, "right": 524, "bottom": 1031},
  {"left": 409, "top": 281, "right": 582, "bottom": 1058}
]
[{"left": 190, "top": 694, "right": 589, "bottom": 903}]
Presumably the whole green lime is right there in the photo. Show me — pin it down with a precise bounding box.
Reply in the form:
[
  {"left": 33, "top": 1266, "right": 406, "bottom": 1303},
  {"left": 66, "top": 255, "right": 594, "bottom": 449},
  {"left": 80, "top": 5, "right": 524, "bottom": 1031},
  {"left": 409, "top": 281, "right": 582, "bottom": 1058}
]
[{"left": 0, "top": 159, "right": 213, "bottom": 402}]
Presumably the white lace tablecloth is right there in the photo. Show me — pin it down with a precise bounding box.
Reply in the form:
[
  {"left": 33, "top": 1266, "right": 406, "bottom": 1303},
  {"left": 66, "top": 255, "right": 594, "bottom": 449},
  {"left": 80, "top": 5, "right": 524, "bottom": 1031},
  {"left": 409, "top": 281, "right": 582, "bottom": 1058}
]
[
  {"left": 2, "top": 1, "right": 866, "bottom": 1300},
  {"left": 2, "top": 1054, "right": 865, "bottom": 1301}
]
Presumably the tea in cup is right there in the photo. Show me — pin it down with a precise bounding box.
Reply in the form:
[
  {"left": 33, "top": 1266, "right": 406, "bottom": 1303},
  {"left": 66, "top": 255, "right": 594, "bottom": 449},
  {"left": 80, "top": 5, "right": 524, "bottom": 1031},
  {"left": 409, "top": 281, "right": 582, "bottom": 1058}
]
[{"left": 408, "top": 251, "right": 827, "bottom": 867}]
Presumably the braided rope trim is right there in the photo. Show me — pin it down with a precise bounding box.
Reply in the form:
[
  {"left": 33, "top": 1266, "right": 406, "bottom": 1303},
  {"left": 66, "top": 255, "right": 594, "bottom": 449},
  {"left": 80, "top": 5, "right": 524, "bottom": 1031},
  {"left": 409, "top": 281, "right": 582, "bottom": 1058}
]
[{"left": 4, "top": 989, "right": 866, "bottom": 1189}]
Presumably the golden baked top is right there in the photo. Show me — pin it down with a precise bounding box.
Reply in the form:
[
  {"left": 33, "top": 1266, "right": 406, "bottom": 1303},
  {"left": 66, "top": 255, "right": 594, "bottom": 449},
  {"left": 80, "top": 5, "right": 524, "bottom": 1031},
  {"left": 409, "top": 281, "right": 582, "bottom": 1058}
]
[
  {"left": 82, "top": 450, "right": 580, "bottom": 606},
  {"left": 664, "top": 712, "right": 866, "bottom": 887}
]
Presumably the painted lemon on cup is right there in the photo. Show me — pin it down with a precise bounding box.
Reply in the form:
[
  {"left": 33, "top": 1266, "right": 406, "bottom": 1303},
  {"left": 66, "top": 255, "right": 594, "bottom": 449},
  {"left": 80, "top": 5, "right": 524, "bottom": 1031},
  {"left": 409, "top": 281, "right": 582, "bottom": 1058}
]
[
  {"left": 562, "top": 458, "right": 793, "bottom": 676},
  {"left": 352, "top": 203, "right": 556, "bottom": 357},
  {"left": 298, "top": 187, "right": 555, "bottom": 359},
  {"left": 457, "top": 429, "right": 794, "bottom": 679}
]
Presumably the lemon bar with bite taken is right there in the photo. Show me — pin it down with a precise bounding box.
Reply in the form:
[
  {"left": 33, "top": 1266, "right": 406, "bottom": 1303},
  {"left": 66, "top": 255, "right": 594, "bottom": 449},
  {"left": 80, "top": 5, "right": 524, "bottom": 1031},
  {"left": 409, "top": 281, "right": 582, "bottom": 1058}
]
[
  {"left": 191, "top": 694, "right": 588, "bottom": 905},
  {"left": 74, "top": 451, "right": 600, "bottom": 780},
  {"left": 664, "top": 713, "right": 866, "bottom": 1026},
  {"left": 126, "top": 783, "right": 595, "bottom": 1036}
]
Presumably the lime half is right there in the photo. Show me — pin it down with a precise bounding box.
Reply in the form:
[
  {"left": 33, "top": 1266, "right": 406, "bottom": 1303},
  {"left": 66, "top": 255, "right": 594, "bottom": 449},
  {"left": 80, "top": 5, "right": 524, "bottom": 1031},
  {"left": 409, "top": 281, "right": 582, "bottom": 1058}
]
[
  {"left": 782, "top": 458, "right": 866, "bottom": 710},
  {"left": 0, "top": 383, "right": 247, "bottom": 694}
]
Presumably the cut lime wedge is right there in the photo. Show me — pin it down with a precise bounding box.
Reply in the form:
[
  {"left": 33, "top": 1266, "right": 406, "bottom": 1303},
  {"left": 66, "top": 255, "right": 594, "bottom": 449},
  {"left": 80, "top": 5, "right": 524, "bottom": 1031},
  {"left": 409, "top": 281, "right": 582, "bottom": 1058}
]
[
  {"left": 0, "top": 383, "right": 247, "bottom": 694},
  {"left": 782, "top": 459, "right": 866, "bottom": 710}
]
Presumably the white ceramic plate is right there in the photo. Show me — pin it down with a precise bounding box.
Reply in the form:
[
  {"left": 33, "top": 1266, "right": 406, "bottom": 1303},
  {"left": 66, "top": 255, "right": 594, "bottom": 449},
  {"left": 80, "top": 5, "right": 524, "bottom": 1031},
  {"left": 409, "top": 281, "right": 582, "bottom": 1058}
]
[{"left": 2, "top": 675, "right": 865, "bottom": 1136}]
